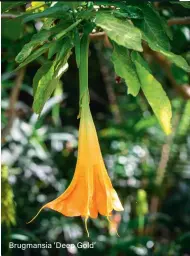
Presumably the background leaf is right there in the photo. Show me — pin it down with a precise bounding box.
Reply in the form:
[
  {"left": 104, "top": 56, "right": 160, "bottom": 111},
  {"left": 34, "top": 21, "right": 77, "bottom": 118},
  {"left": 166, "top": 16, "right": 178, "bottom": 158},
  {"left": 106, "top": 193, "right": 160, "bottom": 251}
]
[
  {"left": 2, "top": 18, "right": 23, "bottom": 41},
  {"left": 134, "top": 4, "right": 170, "bottom": 51},
  {"left": 134, "top": 4, "right": 190, "bottom": 72},
  {"left": 1, "top": 2, "right": 25, "bottom": 13}
]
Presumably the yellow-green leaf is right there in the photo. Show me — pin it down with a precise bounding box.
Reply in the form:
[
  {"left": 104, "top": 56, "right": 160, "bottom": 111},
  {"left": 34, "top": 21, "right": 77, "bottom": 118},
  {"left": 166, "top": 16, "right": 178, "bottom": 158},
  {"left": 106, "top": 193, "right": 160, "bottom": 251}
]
[{"left": 132, "top": 52, "right": 172, "bottom": 135}]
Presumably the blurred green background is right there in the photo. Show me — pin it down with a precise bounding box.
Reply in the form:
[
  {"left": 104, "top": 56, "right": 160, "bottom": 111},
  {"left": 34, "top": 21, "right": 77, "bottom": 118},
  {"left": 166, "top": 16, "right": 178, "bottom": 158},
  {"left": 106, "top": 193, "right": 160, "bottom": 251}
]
[{"left": 1, "top": 2, "right": 190, "bottom": 256}]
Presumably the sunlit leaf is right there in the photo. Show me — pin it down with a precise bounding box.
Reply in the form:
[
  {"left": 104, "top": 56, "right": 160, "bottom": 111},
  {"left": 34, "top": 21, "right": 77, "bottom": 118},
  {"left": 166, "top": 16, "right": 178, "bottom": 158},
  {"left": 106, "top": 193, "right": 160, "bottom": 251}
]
[
  {"left": 23, "top": 3, "right": 71, "bottom": 23},
  {"left": 132, "top": 51, "right": 172, "bottom": 135},
  {"left": 95, "top": 11, "right": 143, "bottom": 52}
]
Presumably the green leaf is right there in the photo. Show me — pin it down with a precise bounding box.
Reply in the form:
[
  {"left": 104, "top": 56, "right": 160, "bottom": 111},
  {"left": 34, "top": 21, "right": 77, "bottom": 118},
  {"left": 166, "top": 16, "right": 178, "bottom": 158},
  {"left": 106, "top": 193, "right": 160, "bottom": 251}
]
[
  {"left": 160, "top": 16, "right": 173, "bottom": 40},
  {"left": 16, "top": 20, "right": 73, "bottom": 63},
  {"left": 113, "top": 6, "right": 143, "bottom": 20},
  {"left": 131, "top": 52, "right": 172, "bottom": 135},
  {"left": 56, "top": 37, "right": 73, "bottom": 62},
  {"left": 177, "top": 101, "right": 190, "bottom": 136},
  {"left": 111, "top": 42, "right": 140, "bottom": 96},
  {"left": 171, "top": 2, "right": 190, "bottom": 9},
  {"left": 32, "top": 62, "right": 57, "bottom": 114},
  {"left": 33, "top": 62, "right": 52, "bottom": 96},
  {"left": 32, "top": 43, "right": 72, "bottom": 114},
  {"left": 23, "top": 4, "right": 71, "bottom": 23},
  {"left": 15, "top": 30, "right": 51, "bottom": 63},
  {"left": 48, "top": 40, "right": 63, "bottom": 59},
  {"left": 134, "top": 4, "right": 170, "bottom": 51},
  {"left": 15, "top": 43, "right": 50, "bottom": 71},
  {"left": 171, "top": 65, "right": 189, "bottom": 85},
  {"left": 156, "top": 48, "right": 190, "bottom": 72},
  {"left": 62, "top": 1, "right": 83, "bottom": 9},
  {"left": 134, "top": 4, "right": 190, "bottom": 72},
  {"left": 95, "top": 12, "right": 142, "bottom": 52}
]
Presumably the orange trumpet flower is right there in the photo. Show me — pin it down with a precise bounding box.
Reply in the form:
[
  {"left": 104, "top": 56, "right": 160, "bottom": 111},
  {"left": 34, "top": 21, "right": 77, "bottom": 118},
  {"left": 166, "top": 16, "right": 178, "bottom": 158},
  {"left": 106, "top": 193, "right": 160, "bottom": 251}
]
[{"left": 28, "top": 94, "right": 124, "bottom": 235}]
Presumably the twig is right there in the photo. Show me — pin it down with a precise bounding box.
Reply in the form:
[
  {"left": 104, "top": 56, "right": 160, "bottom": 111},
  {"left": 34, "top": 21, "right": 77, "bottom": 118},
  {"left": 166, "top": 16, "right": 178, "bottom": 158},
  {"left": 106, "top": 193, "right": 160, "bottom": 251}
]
[
  {"left": 1, "top": 14, "right": 18, "bottom": 19},
  {"left": 149, "top": 113, "right": 180, "bottom": 216},
  {"left": 94, "top": 42, "right": 122, "bottom": 124},
  {"left": 168, "top": 17, "right": 190, "bottom": 26},
  {"left": 1, "top": 68, "right": 25, "bottom": 143}
]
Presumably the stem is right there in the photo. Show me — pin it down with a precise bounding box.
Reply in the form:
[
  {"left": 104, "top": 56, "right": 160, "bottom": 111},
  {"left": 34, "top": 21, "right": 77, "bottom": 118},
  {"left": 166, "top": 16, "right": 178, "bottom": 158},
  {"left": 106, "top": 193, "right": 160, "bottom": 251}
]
[{"left": 79, "top": 34, "right": 90, "bottom": 108}]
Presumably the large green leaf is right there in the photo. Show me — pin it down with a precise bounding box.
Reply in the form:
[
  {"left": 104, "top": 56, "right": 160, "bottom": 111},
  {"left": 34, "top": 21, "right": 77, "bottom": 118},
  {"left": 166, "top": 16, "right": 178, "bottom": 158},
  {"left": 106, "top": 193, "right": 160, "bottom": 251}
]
[
  {"left": 134, "top": 4, "right": 170, "bottom": 51},
  {"left": 95, "top": 12, "right": 142, "bottom": 52},
  {"left": 131, "top": 52, "right": 172, "bottom": 135},
  {"left": 111, "top": 42, "right": 141, "bottom": 96}
]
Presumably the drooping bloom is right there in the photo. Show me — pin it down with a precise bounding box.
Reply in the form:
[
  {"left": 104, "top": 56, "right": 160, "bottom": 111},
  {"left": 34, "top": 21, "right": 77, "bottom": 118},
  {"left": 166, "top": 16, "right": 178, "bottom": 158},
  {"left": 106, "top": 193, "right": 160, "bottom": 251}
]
[{"left": 28, "top": 94, "right": 123, "bottom": 235}]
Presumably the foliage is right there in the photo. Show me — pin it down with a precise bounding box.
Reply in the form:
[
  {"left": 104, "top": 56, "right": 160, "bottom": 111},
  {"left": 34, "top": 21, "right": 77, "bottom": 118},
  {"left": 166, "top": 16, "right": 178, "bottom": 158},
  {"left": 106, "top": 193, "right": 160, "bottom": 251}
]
[
  {"left": 1, "top": 1, "right": 190, "bottom": 256},
  {"left": 1, "top": 165, "right": 16, "bottom": 227}
]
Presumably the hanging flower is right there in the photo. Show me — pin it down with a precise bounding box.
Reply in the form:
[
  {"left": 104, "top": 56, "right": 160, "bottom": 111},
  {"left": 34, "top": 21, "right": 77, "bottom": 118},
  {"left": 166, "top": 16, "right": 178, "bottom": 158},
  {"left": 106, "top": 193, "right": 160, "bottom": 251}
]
[{"left": 28, "top": 94, "right": 124, "bottom": 236}]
